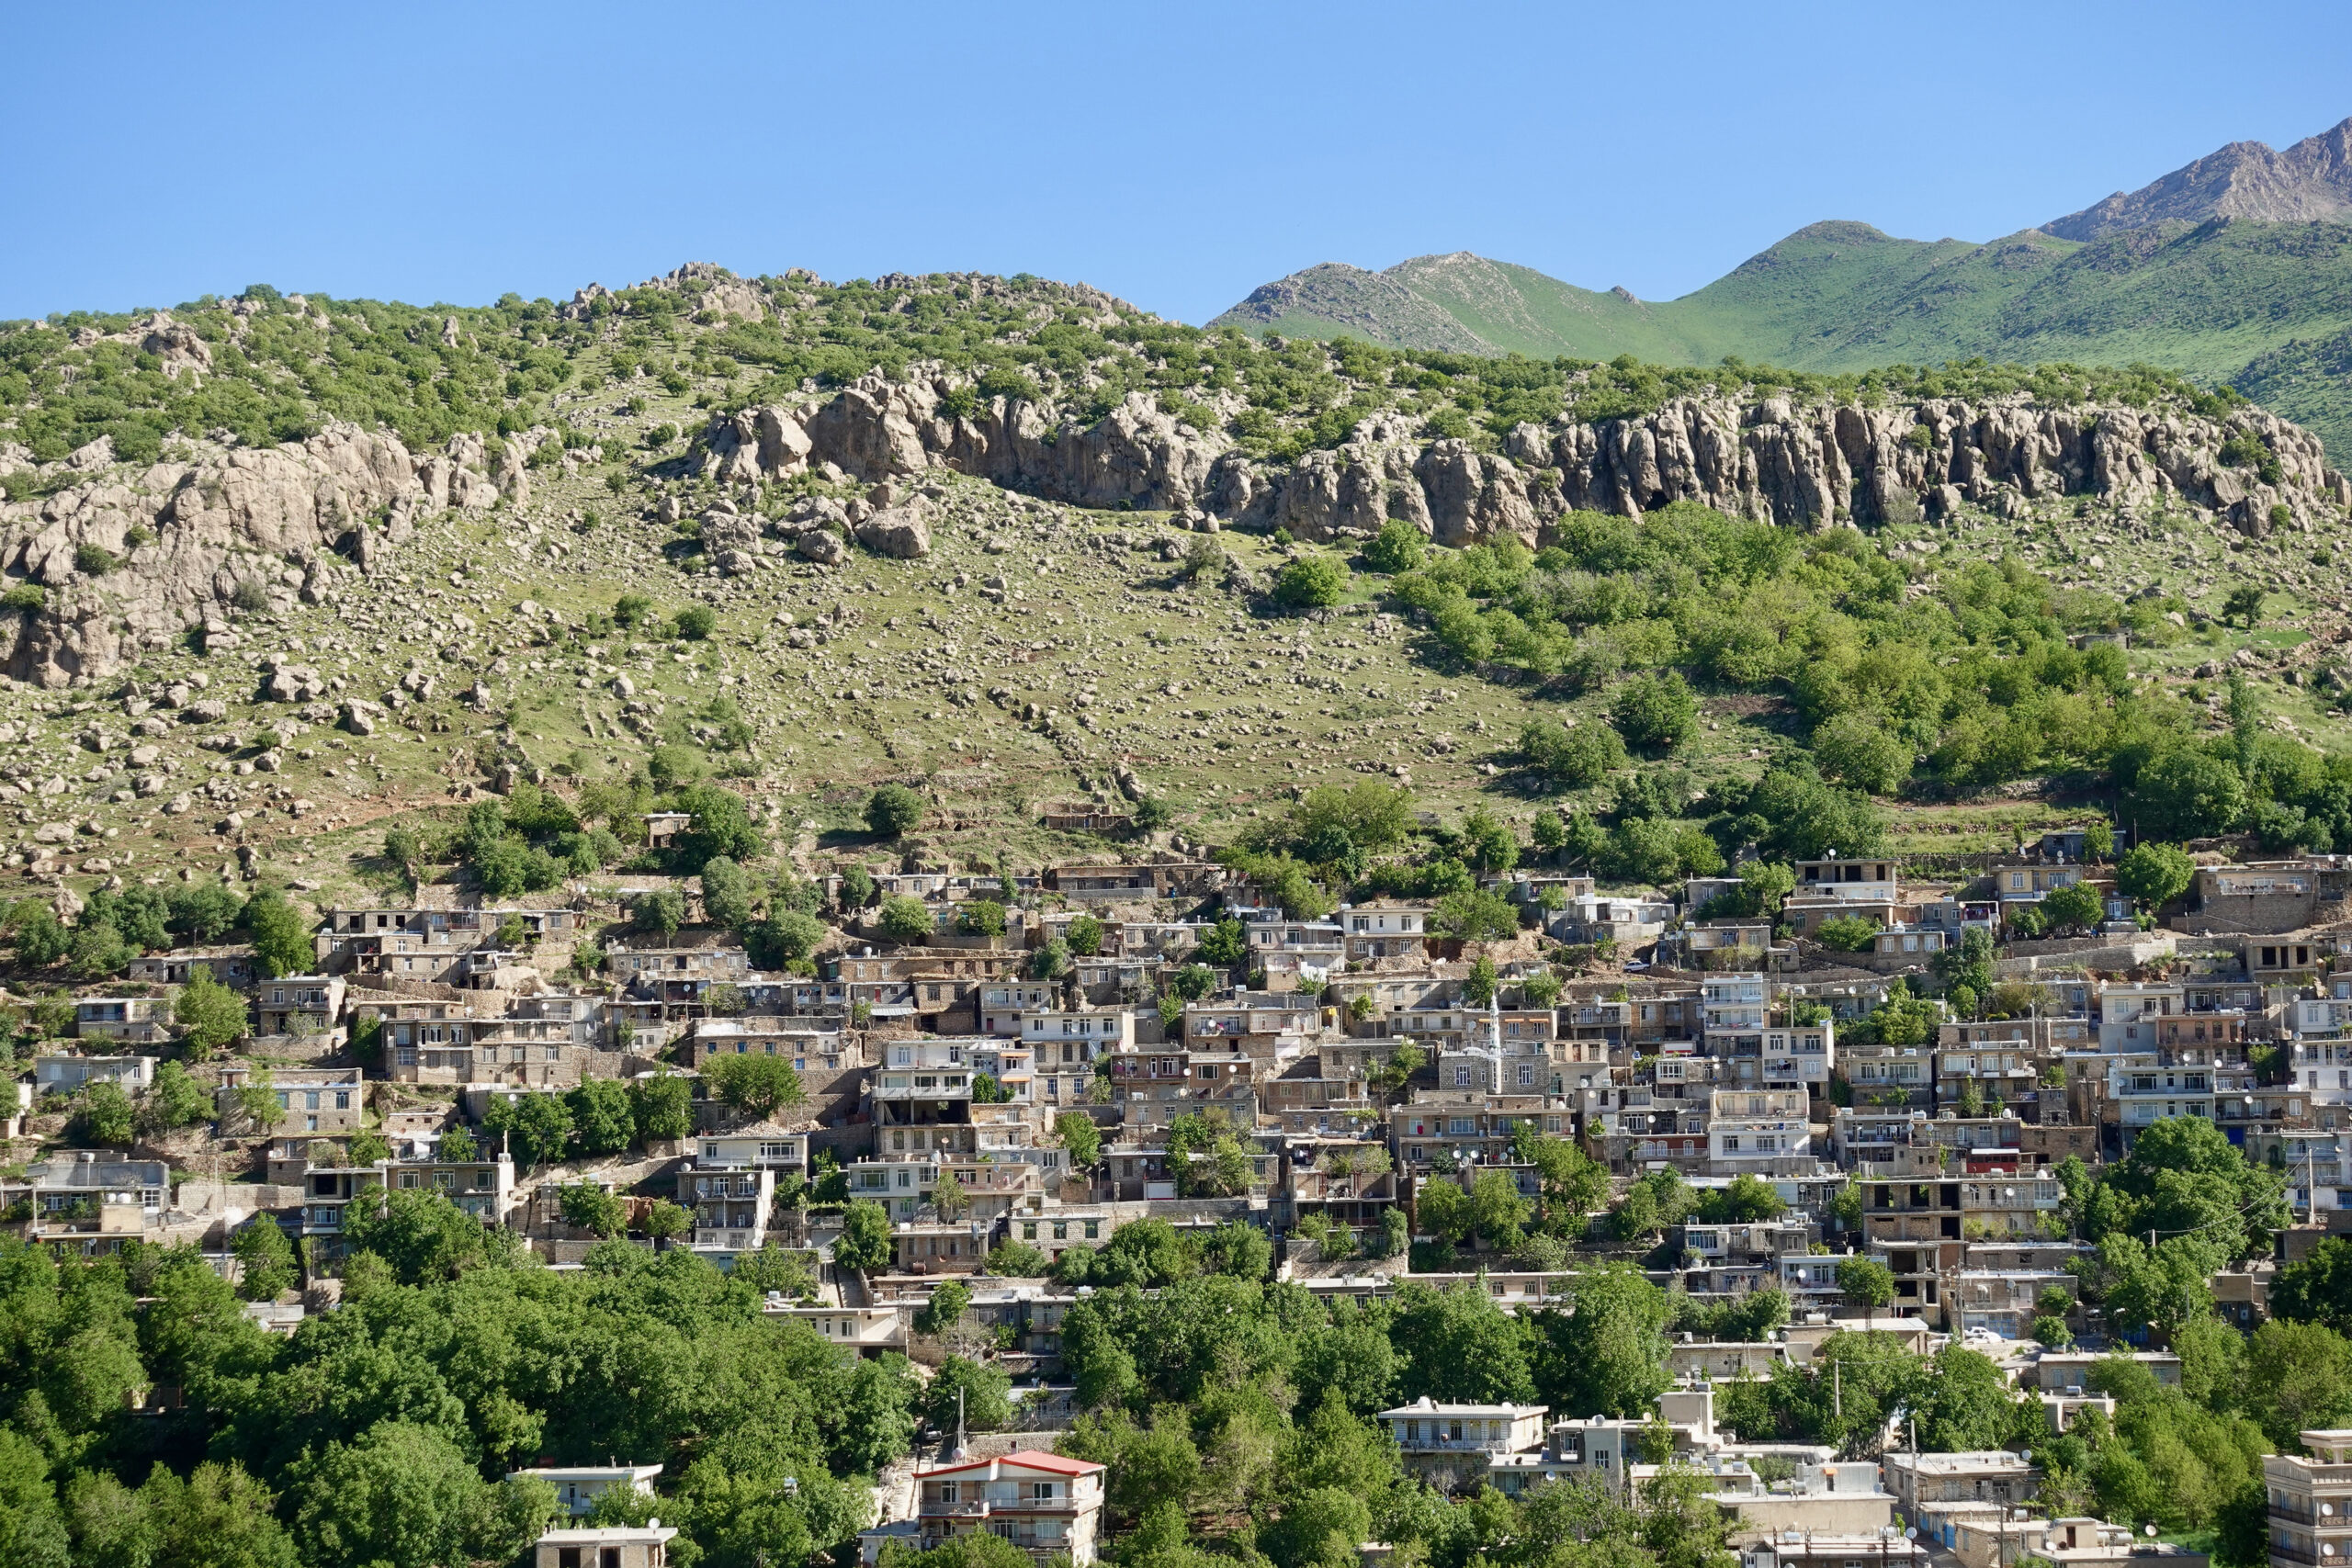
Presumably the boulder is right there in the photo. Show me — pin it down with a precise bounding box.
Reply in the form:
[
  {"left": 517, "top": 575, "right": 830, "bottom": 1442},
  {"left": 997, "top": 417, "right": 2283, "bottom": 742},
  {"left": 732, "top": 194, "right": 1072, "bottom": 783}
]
[
  {"left": 855, "top": 505, "right": 932, "bottom": 558},
  {"left": 796, "top": 528, "right": 847, "bottom": 566}
]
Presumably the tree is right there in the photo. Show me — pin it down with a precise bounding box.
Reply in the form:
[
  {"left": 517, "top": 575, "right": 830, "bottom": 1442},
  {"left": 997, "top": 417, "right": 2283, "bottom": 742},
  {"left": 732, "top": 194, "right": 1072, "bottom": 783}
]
[
  {"left": 0, "top": 1428, "right": 69, "bottom": 1568},
  {"left": 914, "top": 1279, "right": 970, "bottom": 1338},
  {"left": 1055, "top": 1110, "right": 1102, "bottom": 1170},
  {"left": 734, "top": 1242, "right": 816, "bottom": 1297},
  {"left": 987, "top": 1240, "right": 1050, "bottom": 1276},
  {"left": 166, "top": 966, "right": 248, "bottom": 1058},
  {"left": 865, "top": 784, "right": 924, "bottom": 838},
  {"left": 1517, "top": 1131, "right": 1609, "bottom": 1222},
  {"left": 702, "top": 1053, "right": 806, "bottom": 1117},
  {"left": 565, "top": 1077, "right": 636, "bottom": 1156},
  {"left": 1065, "top": 915, "right": 1104, "bottom": 955},
  {"left": 876, "top": 896, "right": 933, "bottom": 943},
  {"left": 956, "top": 898, "right": 1007, "bottom": 937},
  {"left": 1609, "top": 671, "right": 1699, "bottom": 755},
  {"left": 921, "top": 1356, "right": 1012, "bottom": 1436},
  {"left": 1029, "top": 938, "right": 1069, "bottom": 980},
  {"left": 243, "top": 890, "right": 312, "bottom": 979},
  {"left": 1460, "top": 804, "right": 1519, "bottom": 874},
  {"left": 2245, "top": 1318, "right": 2352, "bottom": 1447},
  {"left": 833, "top": 1200, "right": 894, "bottom": 1274},
  {"left": 559, "top": 1183, "right": 628, "bottom": 1238},
  {"left": 1813, "top": 711, "right": 1915, "bottom": 795},
  {"left": 288, "top": 1421, "right": 551, "bottom": 1568},
  {"left": 1388, "top": 1280, "right": 1534, "bottom": 1403},
  {"left": 1814, "top": 915, "right": 1880, "bottom": 952},
  {"left": 1196, "top": 916, "right": 1248, "bottom": 966},
  {"left": 750, "top": 909, "right": 827, "bottom": 968},
  {"left": 1363, "top": 518, "right": 1426, "bottom": 573},
  {"left": 2129, "top": 748, "right": 2246, "bottom": 840},
  {"left": 698, "top": 855, "right": 756, "bottom": 931},
  {"left": 1529, "top": 1267, "right": 1671, "bottom": 1417},
  {"left": 2040, "top": 881, "right": 2106, "bottom": 933},
  {"left": 232, "top": 1214, "right": 298, "bottom": 1301},
  {"left": 674, "top": 604, "right": 717, "bottom": 640},
  {"left": 2115, "top": 841, "right": 2196, "bottom": 911},
  {"left": 1522, "top": 718, "right": 1624, "bottom": 788},
  {"left": 481, "top": 1091, "right": 572, "bottom": 1168},
  {"left": 1272, "top": 555, "right": 1349, "bottom": 610},
  {"left": 1696, "top": 1173, "right": 1788, "bottom": 1224},
  {"left": 340, "top": 1188, "right": 492, "bottom": 1283},
  {"left": 1910, "top": 1345, "right": 2026, "bottom": 1450},
  {"left": 1462, "top": 954, "right": 1498, "bottom": 1007},
  {"left": 672, "top": 784, "right": 763, "bottom": 871},
  {"left": 629, "top": 1073, "right": 695, "bottom": 1143},
  {"left": 78, "top": 1080, "right": 135, "bottom": 1145},
  {"left": 142, "top": 1059, "right": 213, "bottom": 1132},
  {"left": 1835, "top": 1256, "right": 1894, "bottom": 1324},
  {"left": 632, "top": 887, "right": 685, "bottom": 935},
  {"left": 2222, "top": 584, "right": 2265, "bottom": 627}
]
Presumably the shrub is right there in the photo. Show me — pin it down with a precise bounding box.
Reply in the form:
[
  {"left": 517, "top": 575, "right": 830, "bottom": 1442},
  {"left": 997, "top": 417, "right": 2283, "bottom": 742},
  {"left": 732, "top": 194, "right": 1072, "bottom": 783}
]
[
  {"left": 1608, "top": 671, "right": 1698, "bottom": 755},
  {"left": 674, "top": 604, "right": 717, "bottom": 640},
  {"left": 1813, "top": 712, "right": 1915, "bottom": 795},
  {"left": 1521, "top": 718, "right": 1624, "bottom": 788},
  {"left": 230, "top": 578, "right": 269, "bottom": 611},
  {"left": 1272, "top": 555, "right": 1350, "bottom": 609},
  {"left": 1815, "top": 915, "right": 1882, "bottom": 953},
  {"left": 1362, "top": 519, "right": 1427, "bottom": 573},
  {"left": 614, "top": 592, "right": 654, "bottom": 628},
  {"left": 956, "top": 899, "right": 1008, "bottom": 937},
  {"left": 865, "top": 784, "right": 924, "bottom": 837},
  {"left": 75, "top": 543, "right": 119, "bottom": 577},
  {"left": 0, "top": 583, "right": 44, "bottom": 614}
]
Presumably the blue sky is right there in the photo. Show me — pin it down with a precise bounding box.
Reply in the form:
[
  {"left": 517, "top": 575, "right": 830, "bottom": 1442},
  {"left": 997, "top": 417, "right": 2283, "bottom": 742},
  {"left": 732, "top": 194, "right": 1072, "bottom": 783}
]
[{"left": 10, "top": 0, "right": 2352, "bottom": 326}]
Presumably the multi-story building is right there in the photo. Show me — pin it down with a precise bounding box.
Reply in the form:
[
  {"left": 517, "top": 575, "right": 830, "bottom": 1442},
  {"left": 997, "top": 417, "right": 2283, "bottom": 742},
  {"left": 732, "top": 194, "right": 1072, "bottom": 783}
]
[
  {"left": 2263, "top": 1428, "right": 2352, "bottom": 1568},
  {"left": 870, "top": 1450, "right": 1106, "bottom": 1566}
]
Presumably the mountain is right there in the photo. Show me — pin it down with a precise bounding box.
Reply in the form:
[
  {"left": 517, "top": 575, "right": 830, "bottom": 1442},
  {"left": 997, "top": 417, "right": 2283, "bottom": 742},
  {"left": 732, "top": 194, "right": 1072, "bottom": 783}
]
[
  {"left": 1209, "top": 122, "right": 2352, "bottom": 455},
  {"left": 2043, "top": 116, "right": 2352, "bottom": 239}
]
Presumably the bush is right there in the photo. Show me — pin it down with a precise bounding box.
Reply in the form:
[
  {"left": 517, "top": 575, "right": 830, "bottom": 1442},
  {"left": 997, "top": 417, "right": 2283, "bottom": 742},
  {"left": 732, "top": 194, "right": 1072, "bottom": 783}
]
[
  {"left": 2115, "top": 841, "right": 2196, "bottom": 910},
  {"left": 75, "top": 543, "right": 119, "bottom": 577},
  {"left": 956, "top": 899, "right": 1007, "bottom": 937},
  {"left": 1813, "top": 712, "right": 1915, "bottom": 795},
  {"left": 1362, "top": 519, "right": 1427, "bottom": 573},
  {"left": 1815, "top": 915, "right": 1881, "bottom": 953},
  {"left": 865, "top": 784, "right": 924, "bottom": 837},
  {"left": 2128, "top": 748, "right": 2247, "bottom": 840},
  {"left": 0, "top": 583, "right": 44, "bottom": 614},
  {"left": 674, "top": 605, "right": 716, "bottom": 640},
  {"left": 1521, "top": 718, "right": 1624, "bottom": 788},
  {"left": 1272, "top": 555, "right": 1349, "bottom": 610},
  {"left": 1608, "top": 671, "right": 1698, "bottom": 755},
  {"left": 613, "top": 592, "right": 654, "bottom": 628}
]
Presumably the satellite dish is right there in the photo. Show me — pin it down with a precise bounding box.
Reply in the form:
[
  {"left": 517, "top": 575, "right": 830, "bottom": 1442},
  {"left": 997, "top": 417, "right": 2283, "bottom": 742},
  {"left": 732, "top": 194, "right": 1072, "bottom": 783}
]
[
  {"left": 2146, "top": 1526, "right": 2160, "bottom": 1539},
  {"left": 1905, "top": 1529, "right": 1918, "bottom": 1541}
]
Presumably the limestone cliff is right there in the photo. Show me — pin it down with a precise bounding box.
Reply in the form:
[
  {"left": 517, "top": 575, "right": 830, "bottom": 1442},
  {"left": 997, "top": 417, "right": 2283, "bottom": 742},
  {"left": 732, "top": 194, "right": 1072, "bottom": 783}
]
[{"left": 701, "top": 373, "right": 2350, "bottom": 549}]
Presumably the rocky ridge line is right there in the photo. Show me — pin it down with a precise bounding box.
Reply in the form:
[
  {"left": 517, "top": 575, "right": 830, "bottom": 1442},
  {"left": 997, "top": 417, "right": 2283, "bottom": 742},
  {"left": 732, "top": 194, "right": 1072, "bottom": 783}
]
[{"left": 702, "top": 371, "right": 2351, "bottom": 549}]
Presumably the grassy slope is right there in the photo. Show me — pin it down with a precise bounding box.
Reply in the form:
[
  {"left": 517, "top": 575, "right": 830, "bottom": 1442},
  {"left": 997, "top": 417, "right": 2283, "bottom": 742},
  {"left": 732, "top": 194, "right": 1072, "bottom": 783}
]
[{"left": 1227, "top": 220, "right": 2352, "bottom": 456}]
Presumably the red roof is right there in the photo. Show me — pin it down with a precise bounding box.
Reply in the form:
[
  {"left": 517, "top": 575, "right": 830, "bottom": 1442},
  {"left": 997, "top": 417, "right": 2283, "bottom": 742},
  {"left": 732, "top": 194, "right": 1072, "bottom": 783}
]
[{"left": 921, "top": 1450, "right": 1103, "bottom": 1479}]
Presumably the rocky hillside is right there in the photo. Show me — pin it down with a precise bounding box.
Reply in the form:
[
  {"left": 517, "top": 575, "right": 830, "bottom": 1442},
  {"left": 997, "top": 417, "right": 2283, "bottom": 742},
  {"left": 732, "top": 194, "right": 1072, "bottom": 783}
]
[
  {"left": 2043, "top": 116, "right": 2352, "bottom": 239},
  {"left": 1, "top": 262, "right": 2350, "bottom": 921}
]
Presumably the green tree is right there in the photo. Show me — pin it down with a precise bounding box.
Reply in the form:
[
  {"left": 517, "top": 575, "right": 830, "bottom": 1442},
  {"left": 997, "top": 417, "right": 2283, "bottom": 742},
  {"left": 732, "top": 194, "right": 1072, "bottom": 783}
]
[
  {"left": 698, "top": 855, "right": 756, "bottom": 931},
  {"left": 672, "top": 784, "right": 763, "bottom": 872},
  {"left": 921, "top": 1356, "right": 1012, "bottom": 1435},
  {"left": 78, "top": 1079, "right": 136, "bottom": 1145},
  {"left": 2129, "top": 748, "right": 2247, "bottom": 840},
  {"left": 288, "top": 1422, "right": 552, "bottom": 1568},
  {"left": 1065, "top": 915, "right": 1104, "bottom": 955},
  {"left": 1522, "top": 718, "right": 1624, "bottom": 788},
  {"left": 0, "top": 1427, "right": 69, "bottom": 1568},
  {"left": 956, "top": 899, "right": 1008, "bottom": 937},
  {"left": 1389, "top": 1280, "right": 1534, "bottom": 1403},
  {"left": 340, "top": 1188, "right": 493, "bottom": 1284},
  {"left": 564, "top": 1077, "right": 636, "bottom": 1156},
  {"left": 1835, "top": 1256, "right": 1894, "bottom": 1324},
  {"left": 2115, "top": 841, "right": 2197, "bottom": 911},
  {"left": 914, "top": 1279, "right": 970, "bottom": 1337},
  {"left": 2222, "top": 584, "right": 2265, "bottom": 627},
  {"left": 876, "top": 896, "right": 933, "bottom": 943},
  {"left": 674, "top": 604, "right": 716, "bottom": 640},
  {"left": 481, "top": 1092, "right": 572, "bottom": 1168},
  {"left": 1272, "top": 555, "right": 1350, "bottom": 610},
  {"left": 142, "top": 1059, "right": 214, "bottom": 1132},
  {"left": 833, "top": 1200, "right": 894, "bottom": 1274},
  {"left": 629, "top": 1073, "right": 695, "bottom": 1143},
  {"left": 243, "top": 890, "right": 313, "bottom": 979},
  {"left": 232, "top": 1214, "right": 298, "bottom": 1302},
  {"left": 734, "top": 1242, "right": 816, "bottom": 1296},
  {"left": 1530, "top": 1266, "right": 1671, "bottom": 1417},
  {"left": 865, "top": 784, "right": 924, "bottom": 837},
  {"left": 1814, "top": 915, "right": 1881, "bottom": 952},
  {"left": 1813, "top": 711, "right": 1915, "bottom": 795},
  {"left": 1609, "top": 671, "right": 1699, "bottom": 755},
  {"left": 701, "top": 1053, "right": 807, "bottom": 1117},
  {"left": 1363, "top": 520, "right": 1426, "bottom": 573},
  {"left": 1056, "top": 1111, "right": 1102, "bottom": 1171},
  {"left": 1196, "top": 916, "right": 1248, "bottom": 966},
  {"left": 632, "top": 887, "right": 686, "bottom": 935},
  {"left": 559, "top": 1183, "right": 628, "bottom": 1238},
  {"left": 987, "top": 1240, "right": 1050, "bottom": 1276}
]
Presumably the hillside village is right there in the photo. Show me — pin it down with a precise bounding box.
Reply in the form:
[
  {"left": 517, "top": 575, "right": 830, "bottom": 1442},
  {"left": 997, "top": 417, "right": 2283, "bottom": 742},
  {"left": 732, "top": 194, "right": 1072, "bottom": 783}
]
[
  {"left": 7, "top": 267, "right": 2352, "bottom": 1568},
  {"left": 9, "top": 777, "right": 2352, "bottom": 1568}
]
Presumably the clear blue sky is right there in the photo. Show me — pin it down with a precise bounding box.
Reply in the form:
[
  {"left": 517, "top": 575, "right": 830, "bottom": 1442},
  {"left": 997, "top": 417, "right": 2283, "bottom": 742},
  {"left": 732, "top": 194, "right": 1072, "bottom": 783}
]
[{"left": 11, "top": 0, "right": 2352, "bottom": 327}]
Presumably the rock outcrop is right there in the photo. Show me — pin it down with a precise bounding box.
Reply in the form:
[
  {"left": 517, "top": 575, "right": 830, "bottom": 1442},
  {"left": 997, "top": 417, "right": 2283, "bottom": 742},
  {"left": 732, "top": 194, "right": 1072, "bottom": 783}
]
[
  {"left": 0, "top": 425, "right": 530, "bottom": 687},
  {"left": 705, "top": 372, "right": 2349, "bottom": 550}
]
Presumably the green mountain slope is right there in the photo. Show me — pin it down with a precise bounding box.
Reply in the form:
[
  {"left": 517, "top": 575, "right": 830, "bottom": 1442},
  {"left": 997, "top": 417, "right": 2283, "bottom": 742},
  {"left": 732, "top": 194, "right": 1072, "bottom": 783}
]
[{"left": 1212, "top": 219, "right": 2352, "bottom": 456}]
